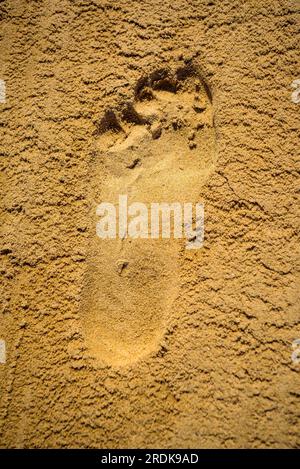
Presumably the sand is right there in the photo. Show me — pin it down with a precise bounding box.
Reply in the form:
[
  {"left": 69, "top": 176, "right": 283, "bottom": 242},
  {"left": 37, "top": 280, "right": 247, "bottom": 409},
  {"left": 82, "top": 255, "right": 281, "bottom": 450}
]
[{"left": 0, "top": 0, "right": 299, "bottom": 448}]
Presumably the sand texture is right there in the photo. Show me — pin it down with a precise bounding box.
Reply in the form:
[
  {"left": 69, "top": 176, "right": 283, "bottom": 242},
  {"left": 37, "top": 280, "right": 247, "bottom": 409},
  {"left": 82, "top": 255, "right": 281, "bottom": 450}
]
[{"left": 0, "top": 0, "right": 299, "bottom": 448}]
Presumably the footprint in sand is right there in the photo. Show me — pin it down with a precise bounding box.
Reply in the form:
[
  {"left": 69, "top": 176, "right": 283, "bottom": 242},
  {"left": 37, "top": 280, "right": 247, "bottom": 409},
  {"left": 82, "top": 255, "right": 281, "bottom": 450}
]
[{"left": 80, "top": 65, "right": 216, "bottom": 367}]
